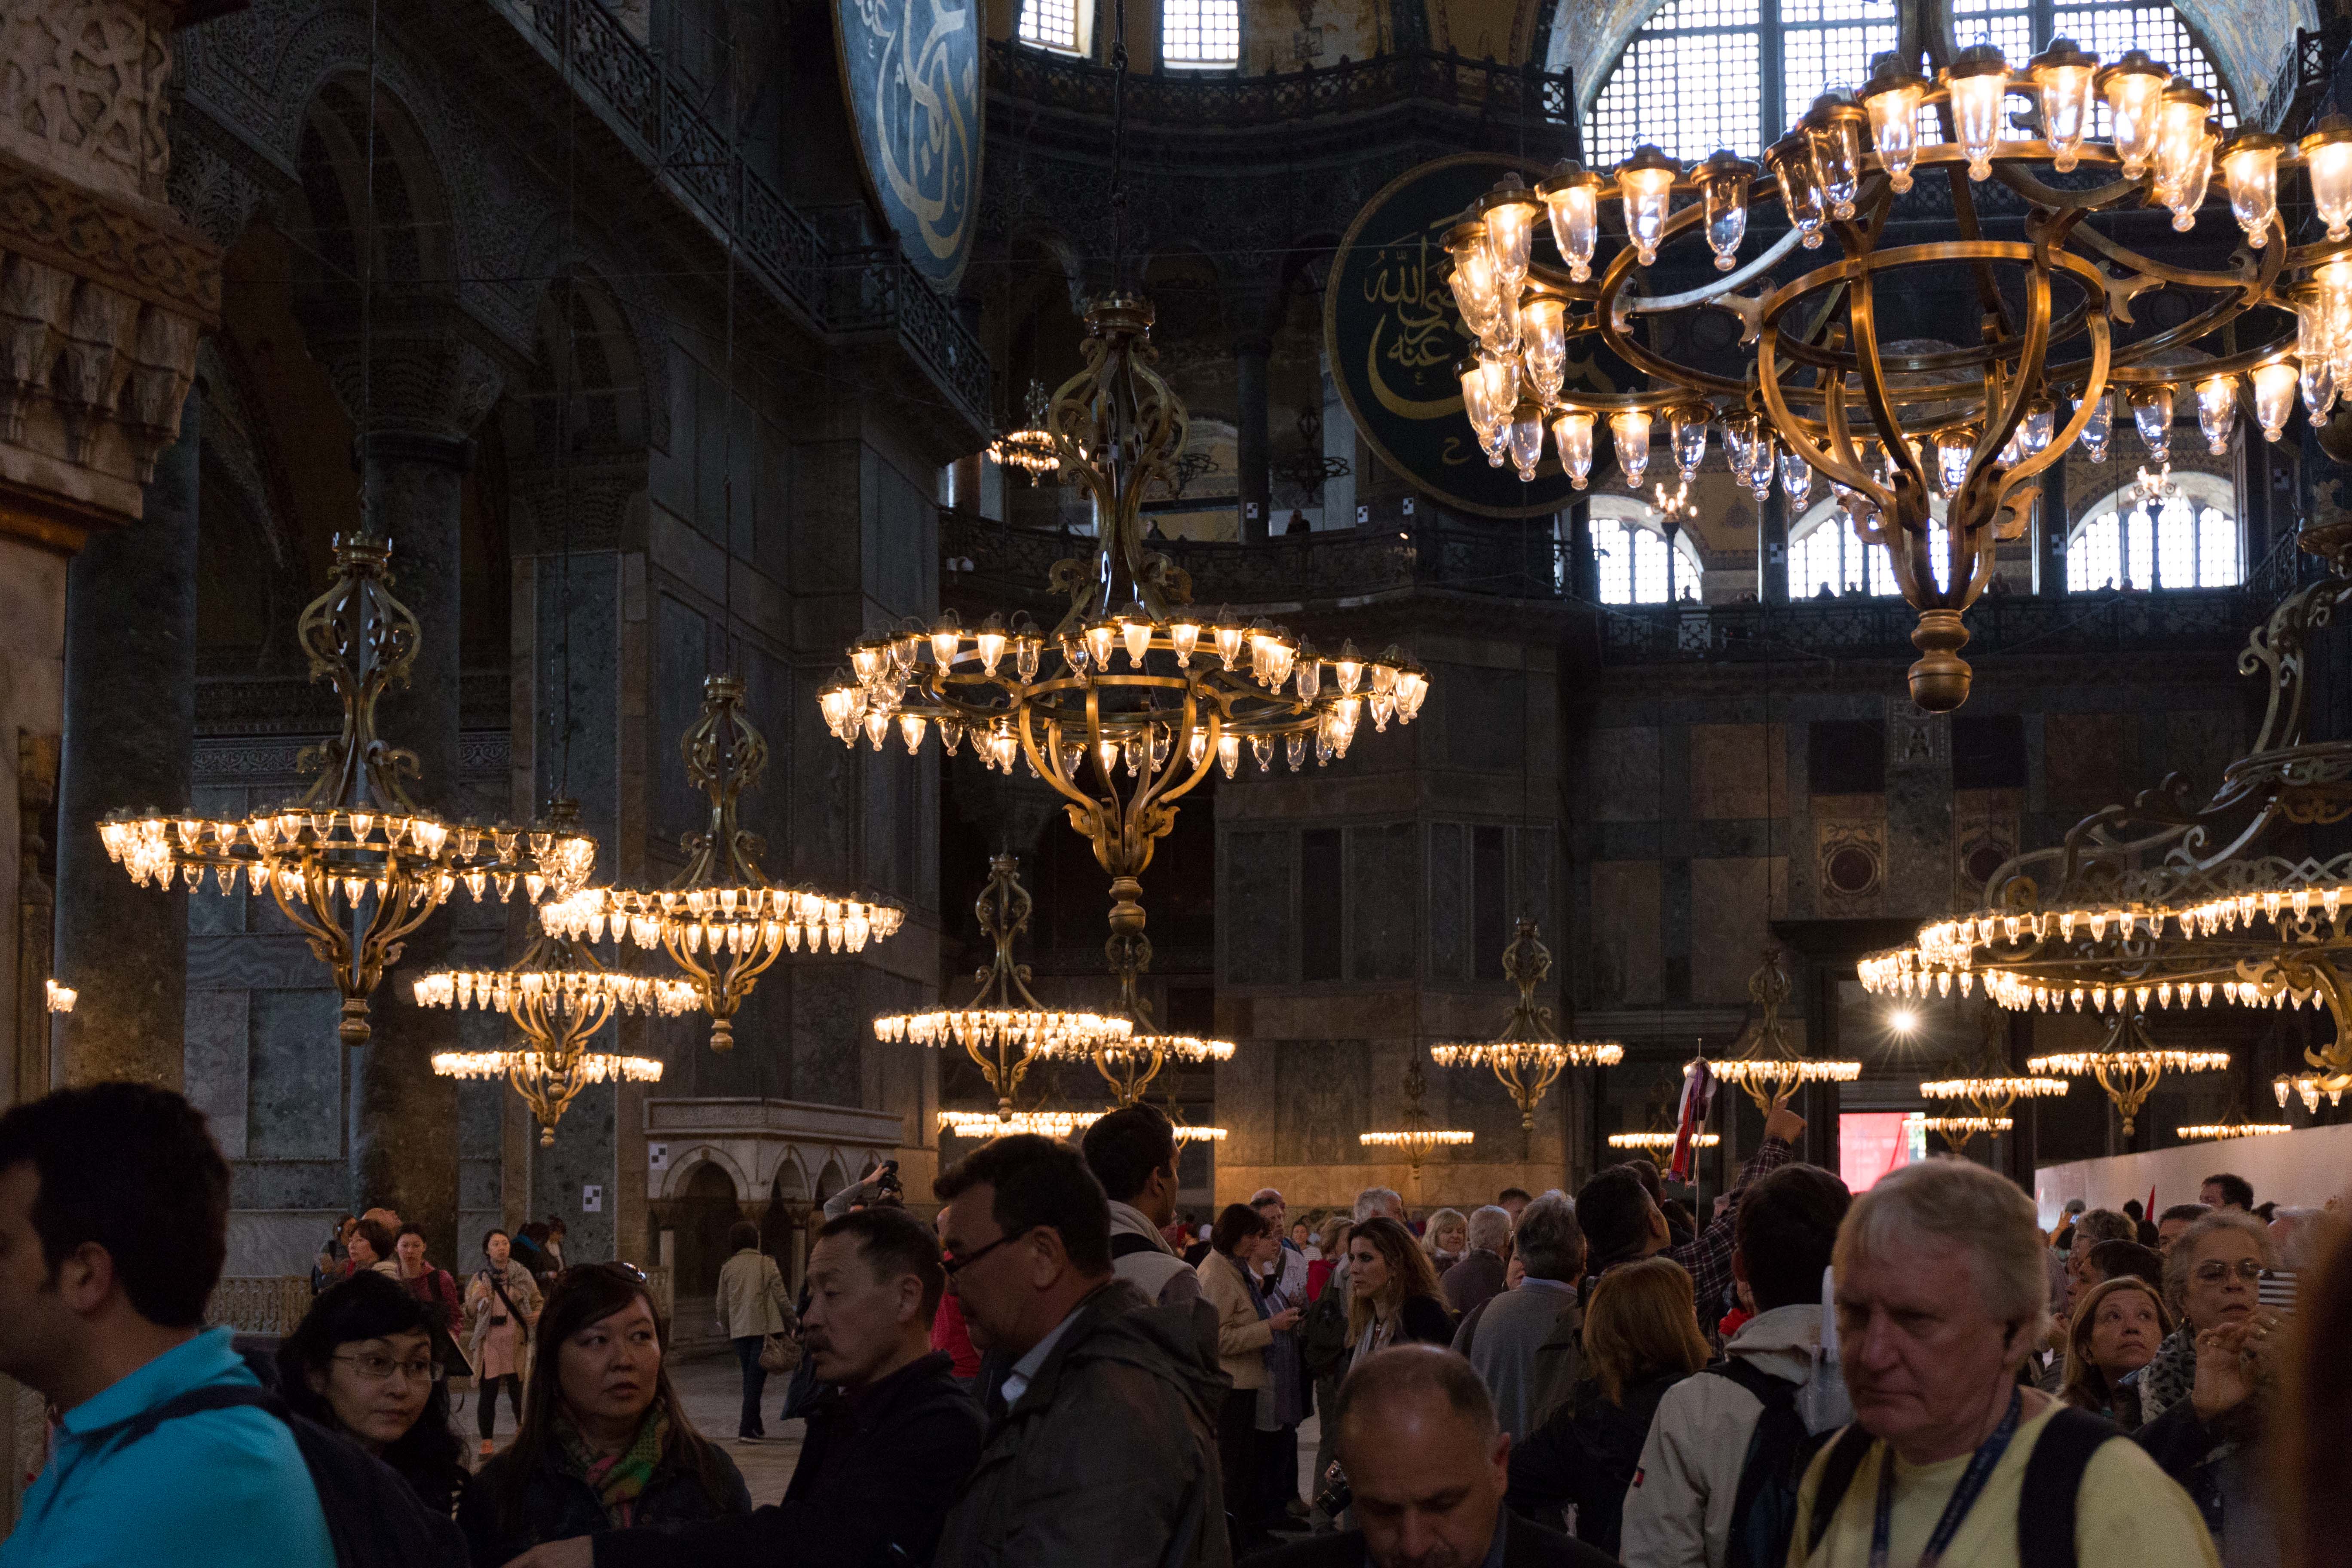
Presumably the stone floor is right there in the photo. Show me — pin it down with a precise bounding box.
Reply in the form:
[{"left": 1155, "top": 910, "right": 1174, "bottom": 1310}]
[{"left": 464, "top": 1345, "right": 1323, "bottom": 1511}]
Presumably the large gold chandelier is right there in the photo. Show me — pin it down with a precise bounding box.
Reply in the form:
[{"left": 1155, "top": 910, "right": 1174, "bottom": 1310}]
[
  {"left": 1360, "top": 1058, "right": 1476, "bottom": 1177},
  {"left": 1430, "top": 920, "right": 1622, "bottom": 1137},
  {"left": 1708, "top": 947, "right": 1862, "bottom": 1111},
  {"left": 878, "top": 853, "right": 1129, "bottom": 1118},
  {"left": 540, "top": 675, "right": 904, "bottom": 1051},
  {"left": 936, "top": 1107, "right": 1228, "bottom": 1141},
  {"left": 988, "top": 379, "right": 1061, "bottom": 485},
  {"left": 1856, "top": 552, "right": 2352, "bottom": 1131},
  {"left": 1917, "top": 1001, "right": 2068, "bottom": 1139},
  {"left": 1444, "top": 47, "right": 2348, "bottom": 710},
  {"left": 100, "top": 534, "right": 596, "bottom": 1045}
]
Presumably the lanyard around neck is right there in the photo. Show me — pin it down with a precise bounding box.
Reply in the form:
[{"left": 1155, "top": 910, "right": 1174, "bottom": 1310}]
[{"left": 1867, "top": 1389, "right": 2024, "bottom": 1568}]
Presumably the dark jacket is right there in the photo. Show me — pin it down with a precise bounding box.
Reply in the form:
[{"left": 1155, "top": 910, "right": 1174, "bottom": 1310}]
[
  {"left": 934, "top": 1277, "right": 1232, "bottom": 1568},
  {"left": 2135, "top": 1393, "right": 2276, "bottom": 1558},
  {"left": 456, "top": 1424, "right": 752, "bottom": 1567},
  {"left": 1389, "top": 1292, "right": 1456, "bottom": 1348},
  {"left": 1246, "top": 1508, "right": 1618, "bottom": 1568},
  {"left": 1441, "top": 1250, "right": 1509, "bottom": 1320},
  {"left": 1507, "top": 1369, "right": 1683, "bottom": 1557},
  {"left": 593, "top": 1352, "right": 983, "bottom": 1568}
]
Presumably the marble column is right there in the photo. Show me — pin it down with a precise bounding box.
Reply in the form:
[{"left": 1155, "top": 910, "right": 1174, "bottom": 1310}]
[
  {"left": 1236, "top": 337, "right": 1271, "bottom": 544},
  {"left": 52, "top": 389, "right": 201, "bottom": 1090},
  {"left": 1758, "top": 487, "right": 1789, "bottom": 602},
  {"left": 350, "top": 429, "right": 470, "bottom": 1265},
  {"left": 2037, "top": 447, "right": 2069, "bottom": 596}
]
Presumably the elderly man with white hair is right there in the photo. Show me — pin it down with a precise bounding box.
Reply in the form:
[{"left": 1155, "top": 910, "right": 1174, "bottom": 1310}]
[
  {"left": 1441, "top": 1206, "right": 1514, "bottom": 1319},
  {"left": 1453, "top": 1191, "right": 1586, "bottom": 1442},
  {"left": 1792, "top": 1159, "right": 2216, "bottom": 1568}
]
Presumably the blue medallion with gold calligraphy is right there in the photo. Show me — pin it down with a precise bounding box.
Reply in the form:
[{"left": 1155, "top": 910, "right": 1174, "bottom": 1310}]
[
  {"left": 1326, "top": 153, "right": 1609, "bottom": 518},
  {"left": 836, "top": 0, "right": 981, "bottom": 291}
]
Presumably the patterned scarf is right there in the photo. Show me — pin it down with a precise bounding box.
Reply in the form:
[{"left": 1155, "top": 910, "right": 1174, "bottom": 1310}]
[
  {"left": 2131, "top": 1326, "right": 2197, "bottom": 1427},
  {"left": 557, "top": 1405, "right": 671, "bottom": 1527}
]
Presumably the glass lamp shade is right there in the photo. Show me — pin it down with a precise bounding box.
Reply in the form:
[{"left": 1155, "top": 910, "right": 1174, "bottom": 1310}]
[
  {"left": 2029, "top": 39, "right": 2099, "bottom": 172},
  {"left": 2251, "top": 361, "right": 2298, "bottom": 442},
  {"left": 1945, "top": 45, "right": 2011, "bottom": 181},
  {"left": 2153, "top": 86, "right": 2216, "bottom": 231},
  {"left": 1767, "top": 136, "right": 1826, "bottom": 248},
  {"left": 2020, "top": 402, "right": 2055, "bottom": 457},
  {"left": 1474, "top": 350, "right": 1520, "bottom": 421},
  {"left": 1697, "top": 151, "right": 1755, "bottom": 272},
  {"left": 1777, "top": 448, "right": 1814, "bottom": 508},
  {"left": 1935, "top": 429, "right": 1975, "bottom": 496},
  {"left": 1669, "top": 404, "right": 1710, "bottom": 481},
  {"left": 1521, "top": 297, "right": 1568, "bottom": 401},
  {"left": 1744, "top": 430, "right": 1778, "bottom": 500},
  {"left": 1479, "top": 177, "right": 1541, "bottom": 292},
  {"left": 1538, "top": 163, "right": 1603, "bottom": 282},
  {"left": 1444, "top": 221, "right": 1501, "bottom": 332},
  {"left": 2131, "top": 385, "right": 2175, "bottom": 460},
  {"left": 2220, "top": 134, "right": 2283, "bottom": 248},
  {"left": 1860, "top": 58, "right": 1928, "bottom": 193},
  {"left": 1612, "top": 407, "right": 1654, "bottom": 488},
  {"left": 1615, "top": 145, "right": 1681, "bottom": 266},
  {"left": 2078, "top": 389, "right": 2114, "bottom": 463},
  {"left": 2098, "top": 51, "right": 2171, "bottom": 178},
  {"left": 2301, "top": 116, "right": 2352, "bottom": 242},
  {"left": 2303, "top": 352, "right": 2337, "bottom": 426},
  {"left": 1551, "top": 409, "right": 1596, "bottom": 489},
  {"left": 2195, "top": 375, "right": 2238, "bottom": 456},
  {"left": 1507, "top": 402, "right": 1547, "bottom": 482},
  {"left": 1801, "top": 97, "right": 1868, "bottom": 220}
]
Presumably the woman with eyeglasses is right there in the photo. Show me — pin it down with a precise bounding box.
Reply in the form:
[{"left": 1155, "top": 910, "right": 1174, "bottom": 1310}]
[
  {"left": 458, "top": 1262, "right": 749, "bottom": 1567},
  {"left": 2133, "top": 1210, "right": 2286, "bottom": 1565},
  {"left": 278, "top": 1271, "right": 471, "bottom": 1518}
]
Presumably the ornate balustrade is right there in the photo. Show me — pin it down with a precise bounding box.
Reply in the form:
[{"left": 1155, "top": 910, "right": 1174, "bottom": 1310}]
[
  {"left": 205, "top": 1276, "right": 313, "bottom": 1336},
  {"left": 495, "top": 0, "right": 990, "bottom": 421},
  {"left": 987, "top": 40, "right": 1575, "bottom": 133}
]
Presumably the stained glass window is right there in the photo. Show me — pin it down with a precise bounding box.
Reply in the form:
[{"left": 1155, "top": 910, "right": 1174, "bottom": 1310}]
[{"left": 1161, "top": 0, "right": 1240, "bottom": 66}]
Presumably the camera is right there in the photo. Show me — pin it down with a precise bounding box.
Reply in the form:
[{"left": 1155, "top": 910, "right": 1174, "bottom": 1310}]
[
  {"left": 1313, "top": 1461, "right": 1351, "bottom": 1520},
  {"left": 872, "top": 1159, "right": 904, "bottom": 1206}
]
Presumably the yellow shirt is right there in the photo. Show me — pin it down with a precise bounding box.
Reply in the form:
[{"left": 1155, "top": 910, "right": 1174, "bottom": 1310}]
[{"left": 1789, "top": 1396, "right": 2219, "bottom": 1568}]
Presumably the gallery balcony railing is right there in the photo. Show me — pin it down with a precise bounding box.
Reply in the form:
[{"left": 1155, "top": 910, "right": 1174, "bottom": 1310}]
[
  {"left": 493, "top": 0, "right": 991, "bottom": 422},
  {"left": 987, "top": 39, "right": 1576, "bottom": 138}
]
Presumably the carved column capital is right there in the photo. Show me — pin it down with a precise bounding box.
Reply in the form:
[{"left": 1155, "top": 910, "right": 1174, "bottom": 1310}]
[{"left": 303, "top": 299, "right": 514, "bottom": 446}]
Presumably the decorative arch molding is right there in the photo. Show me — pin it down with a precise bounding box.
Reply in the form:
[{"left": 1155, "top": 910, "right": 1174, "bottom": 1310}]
[
  {"left": 655, "top": 1144, "right": 753, "bottom": 1202},
  {"left": 508, "top": 230, "right": 674, "bottom": 456}
]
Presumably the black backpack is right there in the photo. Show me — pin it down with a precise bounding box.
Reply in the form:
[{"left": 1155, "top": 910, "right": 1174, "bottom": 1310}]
[
  {"left": 1800, "top": 1404, "right": 2121, "bottom": 1568},
  {"left": 77, "top": 1383, "right": 466, "bottom": 1568},
  {"left": 1298, "top": 1283, "right": 1353, "bottom": 1380},
  {"left": 1706, "top": 1357, "right": 1838, "bottom": 1568}
]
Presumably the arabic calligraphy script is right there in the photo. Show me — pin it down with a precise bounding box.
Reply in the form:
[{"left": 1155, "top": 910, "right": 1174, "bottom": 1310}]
[
  {"left": 864, "top": 0, "right": 977, "bottom": 273},
  {"left": 1362, "top": 223, "right": 1471, "bottom": 421}
]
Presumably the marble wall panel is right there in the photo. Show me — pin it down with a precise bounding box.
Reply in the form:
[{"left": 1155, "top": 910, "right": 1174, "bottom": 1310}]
[
  {"left": 792, "top": 964, "right": 866, "bottom": 1108},
  {"left": 1589, "top": 728, "right": 1662, "bottom": 822},
  {"left": 654, "top": 593, "right": 714, "bottom": 845},
  {"left": 1687, "top": 857, "right": 1788, "bottom": 1004},
  {"left": 1688, "top": 723, "right": 1788, "bottom": 820},
  {"left": 1584, "top": 861, "right": 1660, "bottom": 1008},
  {"left": 1430, "top": 663, "right": 1526, "bottom": 774},
  {"left": 1428, "top": 821, "right": 1467, "bottom": 982},
  {"left": 1223, "top": 828, "right": 1296, "bottom": 985},
  {"left": 184, "top": 990, "right": 249, "bottom": 1157},
  {"left": 1350, "top": 821, "right": 1418, "bottom": 982},
  {"left": 533, "top": 1074, "right": 619, "bottom": 1264},
  {"left": 246, "top": 989, "right": 342, "bottom": 1159},
  {"left": 2043, "top": 713, "right": 2132, "bottom": 818}
]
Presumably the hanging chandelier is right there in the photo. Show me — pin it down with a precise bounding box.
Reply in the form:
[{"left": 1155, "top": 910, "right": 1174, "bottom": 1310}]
[
  {"left": 539, "top": 674, "right": 904, "bottom": 1051},
  {"left": 2034, "top": 1017, "right": 2228, "bottom": 1136},
  {"left": 988, "top": 378, "right": 1062, "bottom": 484},
  {"left": 1430, "top": 919, "right": 1622, "bottom": 1138},
  {"left": 100, "top": 534, "right": 596, "bottom": 1046},
  {"left": 879, "top": 852, "right": 1129, "bottom": 1118},
  {"left": 1607, "top": 1127, "right": 1720, "bottom": 1150},
  {"left": 1442, "top": 50, "right": 2350, "bottom": 710},
  {"left": 937, "top": 1106, "right": 1227, "bottom": 1141},
  {"left": 1706, "top": 946, "right": 1862, "bottom": 1111},
  {"left": 1918, "top": 1112, "right": 2013, "bottom": 1152},
  {"left": 1918, "top": 1001, "right": 2069, "bottom": 1131},
  {"left": 1360, "top": 1057, "right": 1475, "bottom": 1176},
  {"left": 2177, "top": 1106, "right": 2292, "bottom": 1141}
]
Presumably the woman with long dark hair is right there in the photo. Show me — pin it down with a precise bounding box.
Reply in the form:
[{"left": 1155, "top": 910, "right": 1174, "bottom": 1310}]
[
  {"left": 278, "top": 1271, "right": 469, "bottom": 1515},
  {"left": 1344, "top": 1214, "right": 1453, "bottom": 1366},
  {"left": 456, "top": 1263, "right": 749, "bottom": 1565}
]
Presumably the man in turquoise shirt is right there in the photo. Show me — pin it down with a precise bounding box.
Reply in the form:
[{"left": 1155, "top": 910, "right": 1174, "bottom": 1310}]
[{"left": 0, "top": 1082, "right": 334, "bottom": 1568}]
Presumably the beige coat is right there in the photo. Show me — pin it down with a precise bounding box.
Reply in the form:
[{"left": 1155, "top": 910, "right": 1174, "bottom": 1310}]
[
  {"left": 465, "top": 1259, "right": 543, "bottom": 1380},
  {"left": 714, "top": 1247, "right": 793, "bottom": 1340},
  {"left": 1195, "top": 1246, "right": 1273, "bottom": 1391}
]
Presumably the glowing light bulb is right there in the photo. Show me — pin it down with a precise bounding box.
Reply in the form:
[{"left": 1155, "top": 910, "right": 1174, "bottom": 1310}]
[
  {"left": 1507, "top": 402, "right": 1547, "bottom": 482},
  {"left": 1615, "top": 144, "right": 1681, "bottom": 266},
  {"left": 1537, "top": 163, "right": 1601, "bottom": 282},
  {"left": 1611, "top": 407, "right": 1653, "bottom": 488},
  {"left": 1668, "top": 405, "right": 1709, "bottom": 482},
  {"left": 2302, "top": 114, "right": 2352, "bottom": 242},
  {"left": 2195, "top": 375, "right": 2238, "bottom": 456},
  {"left": 2029, "top": 39, "right": 2098, "bottom": 172},
  {"left": 1479, "top": 175, "right": 1540, "bottom": 293},
  {"left": 1697, "top": 150, "right": 1753, "bottom": 272},
  {"left": 1860, "top": 58, "right": 1927, "bottom": 193},
  {"left": 2153, "top": 85, "right": 2215, "bottom": 231},
  {"left": 2097, "top": 50, "right": 2170, "bottom": 178},
  {"left": 2220, "top": 133, "right": 2283, "bottom": 248},
  {"left": 1550, "top": 409, "right": 1595, "bottom": 490},
  {"left": 2131, "top": 386, "right": 2174, "bottom": 460},
  {"left": 1801, "top": 96, "right": 1868, "bottom": 220},
  {"left": 2250, "top": 361, "right": 2297, "bottom": 442},
  {"left": 1945, "top": 45, "right": 2010, "bottom": 181},
  {"left": 1521, "top": 296, "right": 1568, "bottom": 402},
  {"left": 2078, "top": 389, "right": 2114, "bottom": 464}
]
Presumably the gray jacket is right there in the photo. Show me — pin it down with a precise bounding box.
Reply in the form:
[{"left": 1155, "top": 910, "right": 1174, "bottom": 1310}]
[
  {"left": 934, "top": 1278, "right": 1233, "bottom": 1568},
  {"left": 1454, "top": 1280, "right": 1583, "bottom": 1442}
]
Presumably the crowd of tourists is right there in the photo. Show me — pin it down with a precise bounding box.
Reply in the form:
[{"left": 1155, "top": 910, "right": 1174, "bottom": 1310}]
[{"left": 0, "top": 1081, "right": 2345, "bottom": 1568}]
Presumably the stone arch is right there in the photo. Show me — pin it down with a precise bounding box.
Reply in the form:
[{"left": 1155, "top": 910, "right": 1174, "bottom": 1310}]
[
  {"left": 814, "top": 1154, "right": 850, "bottom": 1206},
  {"left": 291, "top": 74, "right": 457, "bottom": 294},
  {"left": 763, "top": 1152, "right": 814, "bottom": 1288},
  {"left": 654, "top": 1141, "right": 753, "bottom": 1201},
  {"left": 670, "top": 1158, "right": 747, "bottom": 1299}
]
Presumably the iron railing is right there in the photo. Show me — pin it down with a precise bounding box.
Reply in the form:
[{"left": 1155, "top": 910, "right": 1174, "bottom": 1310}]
[
  {"left": 496, "top": 0, "right": 991, "bottom": 421},
  {"left": 989, "top": 40, "right": 1575, "bottom": 135},
  {"left": 2264, "top": 23, "right": 2348, "bottom": 137}
]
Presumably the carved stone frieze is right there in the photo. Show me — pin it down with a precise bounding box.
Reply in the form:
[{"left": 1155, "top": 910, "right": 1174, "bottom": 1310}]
[{"left": 0, "top": 0, "right": 176, "bottom": 208}]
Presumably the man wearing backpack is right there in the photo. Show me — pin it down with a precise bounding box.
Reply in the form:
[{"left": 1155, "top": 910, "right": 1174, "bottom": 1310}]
[
  {"left": 1788, "top": 1160, "right": 2215, "bottom": 1568},
  {"left": 1621, "top": 1163, "right": 1851, "bottom": 1568},
  {"left": 0, "top": 1082, "right": 336, "bottom": 1567}
]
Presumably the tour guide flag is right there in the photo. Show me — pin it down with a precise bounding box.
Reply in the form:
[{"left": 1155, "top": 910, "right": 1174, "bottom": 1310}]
[
  {"left": 1670, "top": 1058, "right": 1716, "bottom": 1183},
  {"left": 1324, "top": 152, "right": 1613, "bottom": 518}
]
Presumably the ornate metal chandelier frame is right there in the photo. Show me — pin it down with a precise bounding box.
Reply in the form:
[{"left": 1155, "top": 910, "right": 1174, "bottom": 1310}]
[
  {"left": 541, "top": 675, "right": 905, "bottom": 1052},
  {"left": 100, "top": 534, "right": 597, "bottom": 1047},
  {"left": 1429, "top": 919, "right": 1623, "bottom": 1136},
  {"left": 1706, "top": 946, "right": 1862, "bottom": 1112},
  {"left": 1860, "top": 553, "right": 2352, "bottom": 1125},
  {"left": 1360, "top": 1057, "right": 1476, "bottom": 1175},
  {"left": 1443, "top": 47, "right": 2352, "bottom": 711}
]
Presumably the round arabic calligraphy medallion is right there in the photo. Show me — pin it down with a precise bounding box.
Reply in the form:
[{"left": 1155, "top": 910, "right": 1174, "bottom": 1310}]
[
  {"left": 835, "top": 0, "right": 982, "bottom": 291},
  {"left": 1325, "top": 153, "right": 1601, "bottom": 519}
]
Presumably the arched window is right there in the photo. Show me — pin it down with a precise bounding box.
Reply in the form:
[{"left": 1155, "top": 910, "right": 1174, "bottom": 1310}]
[
  {"left": 1585, "top": 0, "right": 2230, "bottom": 168},
  {"left": 1787, "top": 500, "right": 1952, "bottom": 598},
  {"left": 2066, "top": 473, "right": 2239, "bottom": 591},
  {"left": 1590, "top": 499, "right": 1705, "bottom": 605},
  {"left": 1019, "top": 0, "right": 1086, "bottom": 54},
  {"left": 1161, "top": 0, "right": 1239, "bottom": 67}
]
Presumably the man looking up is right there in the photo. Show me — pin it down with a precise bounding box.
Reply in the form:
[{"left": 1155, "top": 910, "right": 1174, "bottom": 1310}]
[
  {"left": 1081, "top": 1103, "right": 1203, "bottom": 1309},
  {"left": 1576, "top": 1100, "right": 1805, "bottom": 1322},
  {"left": 0, "top": 1083, "right": 334, "bottom": 1568},
  {"left": 513, "top": 1207, "right": 985, "bottom": 1568},
  {"left": 1253, "top": 1344, "right": 1615, "bottom": 1568},
  {"left": 1790, "top": 1160, "right": 2215, "bottom": 1568},
  {"left": 931, "top": 1134, "right": 1230, "bottom": 1566}
]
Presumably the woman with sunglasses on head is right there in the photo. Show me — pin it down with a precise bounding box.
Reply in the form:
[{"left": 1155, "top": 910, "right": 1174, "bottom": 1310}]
[
  {"left": 278, "top": 1271, "right": 471, "bottom": 1521},
  {"left": 458, "top": 1262, "right": 749, "bottom": 1567},
  {"left": 2134, "top": 1209, "right": 2287, "bottom": 1565}
]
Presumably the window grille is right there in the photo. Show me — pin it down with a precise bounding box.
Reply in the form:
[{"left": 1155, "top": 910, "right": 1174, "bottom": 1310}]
[
  {"left": 1590, "top": 505, "right": 1704, "bottom": 604},
  {"left": 1161, "top": 0, "right": 1239, "bottom": 67},
  {"left": 1786, "top": 502, "right": 1951, "bottom": 596},
  {"left": 2067, "top": 485, "right": 2240, "bottom": 591},
  {"left": 1020, "top": 0, "right": 1082, "bottom": 54}
]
